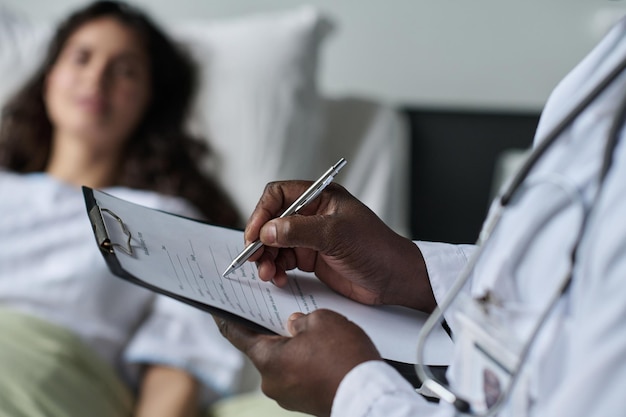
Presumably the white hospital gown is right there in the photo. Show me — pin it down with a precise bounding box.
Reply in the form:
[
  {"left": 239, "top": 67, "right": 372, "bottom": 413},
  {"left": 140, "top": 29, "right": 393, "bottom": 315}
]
[{"left": 0, "top": 172, "right": 244, "bottom": 401}]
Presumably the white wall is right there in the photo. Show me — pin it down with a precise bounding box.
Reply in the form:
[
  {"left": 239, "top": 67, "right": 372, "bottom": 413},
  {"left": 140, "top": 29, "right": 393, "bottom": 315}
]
[{"left": 3, "top": 0, "right": 626, "bottom": 111}]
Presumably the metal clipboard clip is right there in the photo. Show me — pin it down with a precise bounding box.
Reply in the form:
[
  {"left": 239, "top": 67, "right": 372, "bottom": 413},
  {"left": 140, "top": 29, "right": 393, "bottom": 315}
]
[{"left": 88, "top": 204, "right": 134, "bottom": 256}]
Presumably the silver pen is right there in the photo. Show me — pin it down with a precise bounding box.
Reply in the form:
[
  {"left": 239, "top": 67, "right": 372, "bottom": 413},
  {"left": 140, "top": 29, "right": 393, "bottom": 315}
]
[{"left": 222, "top": 158, "right": 347, "bottom": 277}]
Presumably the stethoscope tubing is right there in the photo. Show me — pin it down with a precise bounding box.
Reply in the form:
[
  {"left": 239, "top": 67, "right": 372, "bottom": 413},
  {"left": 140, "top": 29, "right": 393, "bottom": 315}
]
[{"left": 415, "top": 52, "right": 626, "bottom": 416}]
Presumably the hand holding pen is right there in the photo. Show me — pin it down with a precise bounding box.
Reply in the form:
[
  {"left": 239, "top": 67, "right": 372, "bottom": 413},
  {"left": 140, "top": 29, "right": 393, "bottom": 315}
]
[{"left": 222, "top": 158, "right": 347, "bottom": 277}]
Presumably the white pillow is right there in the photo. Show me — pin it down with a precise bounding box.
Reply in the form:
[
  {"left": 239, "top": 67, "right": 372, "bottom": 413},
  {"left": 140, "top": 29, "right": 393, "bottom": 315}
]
[
  {"left": 0, "top": 6, "right": 50, "bottom": 110},
  {"left": 171, "top": 6, "right": 334, "bottom": 219},
  {"left": 0, "top": 6, "right": 334, "bottom": 220}
]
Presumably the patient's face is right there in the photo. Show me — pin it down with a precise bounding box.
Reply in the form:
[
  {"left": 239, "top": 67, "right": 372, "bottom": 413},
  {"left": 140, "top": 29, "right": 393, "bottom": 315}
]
[{"left": 44, "top": 17, "right": 152, "bottom": 155}]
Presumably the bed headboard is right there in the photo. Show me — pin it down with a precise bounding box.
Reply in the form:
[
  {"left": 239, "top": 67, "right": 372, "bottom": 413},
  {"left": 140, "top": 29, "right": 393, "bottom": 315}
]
[
  {"left": 0, "top": 3, "right": 543, "bottom": 246},
  {"left": 403, "top": 107, "right": 540, "bottom": 244}
]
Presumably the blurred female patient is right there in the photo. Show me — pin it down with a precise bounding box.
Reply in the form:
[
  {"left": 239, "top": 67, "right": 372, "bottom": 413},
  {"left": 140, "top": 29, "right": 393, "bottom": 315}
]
[{"left": 0, "top": 1, "right": 243, "bottom": 416}]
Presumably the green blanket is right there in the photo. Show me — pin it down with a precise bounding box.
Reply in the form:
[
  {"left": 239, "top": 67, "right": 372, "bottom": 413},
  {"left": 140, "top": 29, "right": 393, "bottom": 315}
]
[
  {"left": 0, "top": 307, "right": 133, "bottom": 417},
  {"left": 207, "top": 391, "right": 310, "bottom": 417},
  {"left": 0, "top": 306, "right": 313, "bottom": 417}
]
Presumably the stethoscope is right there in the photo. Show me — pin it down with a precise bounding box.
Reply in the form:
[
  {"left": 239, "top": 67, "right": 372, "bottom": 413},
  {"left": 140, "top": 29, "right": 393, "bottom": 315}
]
[{"left": 414, "top": 53, "right": 626, "bottom": 416}]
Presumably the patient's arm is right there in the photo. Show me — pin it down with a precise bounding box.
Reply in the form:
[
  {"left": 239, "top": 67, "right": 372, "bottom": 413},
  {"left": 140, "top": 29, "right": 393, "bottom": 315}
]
[{"left": 135, "top": 365, "right": 199, "bottom": 417}]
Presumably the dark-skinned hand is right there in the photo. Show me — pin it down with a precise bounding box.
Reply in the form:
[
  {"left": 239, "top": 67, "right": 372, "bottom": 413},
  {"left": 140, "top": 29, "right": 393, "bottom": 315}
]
[
  {"left": 244, "top": 181, "right": 436, "bottom": 312},
  {"left": 214, "top": 309, "right": 382, "bottom": 417}
]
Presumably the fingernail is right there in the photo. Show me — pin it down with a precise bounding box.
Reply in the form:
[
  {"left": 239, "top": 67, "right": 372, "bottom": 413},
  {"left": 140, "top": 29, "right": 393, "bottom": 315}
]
[
  {"left": 217, "top": 319, "right": 227, "bottom": 334},
  {"left": 289, "top": 312, "right": 304, "bottom": 321},
  {"left": 287, "top": 313, "right": 304, "bottom": 335},
  {"left": 264, "top": 222, "right": 277, "bottom": 244}
]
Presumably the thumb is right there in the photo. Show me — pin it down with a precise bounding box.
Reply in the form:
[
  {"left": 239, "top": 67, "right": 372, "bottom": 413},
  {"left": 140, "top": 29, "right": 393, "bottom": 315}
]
[
  {"left": 287, "top": 312, "right": 308, "bottom": 336},
  {"left": 261, "top": 215, "right": 333, "bottom": 251}
]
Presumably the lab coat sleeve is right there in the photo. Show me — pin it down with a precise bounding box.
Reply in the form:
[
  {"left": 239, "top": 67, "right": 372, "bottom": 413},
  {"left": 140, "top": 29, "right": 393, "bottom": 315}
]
[
  {"left": 414, "top": 241, "right": 476, "bottom": 307},
  {"left": 330, "top": 242, "right": 475, "bottom": 417},
  {"left": 331, "top": 361, "right": 454, "bottom": 417}
]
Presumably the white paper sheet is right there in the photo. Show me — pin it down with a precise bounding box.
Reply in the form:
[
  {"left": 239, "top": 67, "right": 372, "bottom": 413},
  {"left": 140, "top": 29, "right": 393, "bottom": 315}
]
[{"left": 94, "top": 189, "right": 453, "bottom": 365}]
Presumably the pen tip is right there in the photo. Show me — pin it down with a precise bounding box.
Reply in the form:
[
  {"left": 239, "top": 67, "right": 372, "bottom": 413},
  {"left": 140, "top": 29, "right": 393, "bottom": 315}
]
[{"left": 222, "top": 264, "right": 236, "bottom": 278}]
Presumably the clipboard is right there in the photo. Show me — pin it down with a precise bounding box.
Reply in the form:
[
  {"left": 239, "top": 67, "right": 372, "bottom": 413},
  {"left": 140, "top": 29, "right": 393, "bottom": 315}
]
[
  {"left": 82, "top": 186, "right": 454, "bottom": 368},
  {"left": 83, "top": 186, "right": 274, "bottom": 335}
]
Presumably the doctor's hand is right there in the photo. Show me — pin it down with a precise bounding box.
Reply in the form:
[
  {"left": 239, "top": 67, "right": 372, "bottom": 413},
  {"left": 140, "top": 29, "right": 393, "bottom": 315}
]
[
  {"left": 245, "top": 180, "right": 436, "bottom": 311},
  {"left": 215, "top": 309, "right": 381, "bottom": 417}
]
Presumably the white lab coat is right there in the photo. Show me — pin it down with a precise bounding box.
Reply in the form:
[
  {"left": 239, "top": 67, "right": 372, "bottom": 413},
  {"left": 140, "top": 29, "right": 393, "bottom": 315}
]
[{"left": 332, "top": 16, "right": 626, "bottom": 417}]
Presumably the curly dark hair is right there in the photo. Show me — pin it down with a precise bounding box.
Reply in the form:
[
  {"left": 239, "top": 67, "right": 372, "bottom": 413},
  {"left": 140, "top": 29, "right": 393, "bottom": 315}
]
[{"left": 0, "top": 0, "right": 241, "bottom": 228}]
